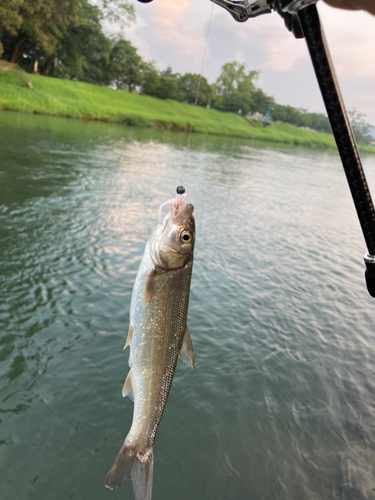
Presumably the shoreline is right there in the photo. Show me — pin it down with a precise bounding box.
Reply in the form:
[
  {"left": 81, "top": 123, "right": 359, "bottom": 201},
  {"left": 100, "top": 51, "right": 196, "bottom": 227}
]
[{"left": 1, "top": 68, "right": 374, "bottom": 154}]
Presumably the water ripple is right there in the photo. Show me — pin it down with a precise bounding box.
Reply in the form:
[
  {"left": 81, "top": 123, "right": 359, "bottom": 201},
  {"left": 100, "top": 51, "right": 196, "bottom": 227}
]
[{"left": 1, "top": 112, "right": 375, "bottom": 500}]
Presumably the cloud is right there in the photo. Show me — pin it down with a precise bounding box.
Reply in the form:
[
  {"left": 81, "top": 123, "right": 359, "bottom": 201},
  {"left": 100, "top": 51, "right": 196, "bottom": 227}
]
[
  {"left": 319, "top": 3, "right": 375, "bottom": 79},
  {"left": 124, "top": 0, "right": 375, "bottom": 123},
  {"left": 206, "top": 10, "right": 310, "bottom": 75},
  {"left": 149, "top": 0, "right": 190, "bottom": 27},
  {"left": 128, "top": 0, "right": 213, "bottom": 72}
]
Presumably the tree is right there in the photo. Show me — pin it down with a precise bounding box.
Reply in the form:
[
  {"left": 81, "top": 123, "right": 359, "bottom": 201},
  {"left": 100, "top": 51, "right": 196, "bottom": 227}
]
[
  {"left": 139, "top": 66, "right": 185, "bottom": 101},
  {"left": 1, "top": 0, "right": 79, "bottom": 65},
  {"left": 305, "top": 112, "right": 331, "bottom": 134},
  {"left": 54, "top": 0, "right": 111, "bottom": 84},
  {"left": 216, "top": 61, "right": 258, "bottom": 95},
  {"left": 160, "top": 66, "right": 180, "bottom": 79},
  {"left": 0, "top": 0, "right": 135, "bottom": 79},
  {"left": 0, "top": 0, "right": 24, "bottom": 57},
  {"left": 109, "top": 38, "right": 142, "bottom": 91},
  {"left": 348, "top": 109, "right": 375, "bottom": 145},
  {"left": 251, "top": 88, "right": 274, "bottom": 115},
  {"left": 139, "top": 61, "right": 161, "bottom": 97},
  {"left": 178, "top": 73, "right": 214, "bottom": 107},
  {"left": 98, "top": 0, "right": 135, "bottom": 28},
  {"left": 214, "top": 62, "right": 259, "bottom": 115},
  {"left": 153, "top": 76, "right": 184, "bottom": 101}
]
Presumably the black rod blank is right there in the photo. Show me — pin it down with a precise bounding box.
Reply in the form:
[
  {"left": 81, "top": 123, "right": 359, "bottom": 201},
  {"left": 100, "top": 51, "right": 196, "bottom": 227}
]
[{"left": 297, "top": 5, "right": 375, "bottom": 257}]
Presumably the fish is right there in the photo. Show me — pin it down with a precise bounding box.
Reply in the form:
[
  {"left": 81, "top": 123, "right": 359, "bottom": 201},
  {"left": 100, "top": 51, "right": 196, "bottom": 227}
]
[{"left": 105, "top": 196, "right": 196, "bottom": 500}]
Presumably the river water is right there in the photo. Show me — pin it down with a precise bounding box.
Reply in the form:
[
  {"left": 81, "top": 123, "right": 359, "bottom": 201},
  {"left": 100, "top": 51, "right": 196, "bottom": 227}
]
[{"left": 1, "top": 111, "right": 375, "bottom": 500}]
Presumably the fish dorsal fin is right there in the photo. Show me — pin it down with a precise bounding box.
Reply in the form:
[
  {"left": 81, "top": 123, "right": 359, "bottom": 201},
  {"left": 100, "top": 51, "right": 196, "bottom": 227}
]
[
  {"left": 124, "top": 324, "right": 134, "bottom": 349},
  {"left": 179, "top": 327, "right": 195, "bottom": 370},
  {"left": 122, "top": 370, "right": 134, "bottom": 401},
  {"left": 144, "top": 269, "right": 155, "bottom": 306}
]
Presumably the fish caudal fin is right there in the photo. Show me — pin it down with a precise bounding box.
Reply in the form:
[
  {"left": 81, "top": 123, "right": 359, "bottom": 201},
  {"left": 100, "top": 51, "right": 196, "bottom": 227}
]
[
  {"left": 105, "top": 443, "right": 154, "bottom": 500},
  {"left": 131, "top": 452, "right": 154, "bottom": 500}
]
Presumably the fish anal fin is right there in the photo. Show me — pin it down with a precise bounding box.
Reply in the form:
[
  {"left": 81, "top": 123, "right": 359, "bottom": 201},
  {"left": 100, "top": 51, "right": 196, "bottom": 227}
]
[
  {"left": 144, "top": 269, "right": 155, "bottom": 306},
  {"left": 124, "top": 324, "right": 134, "bottom": 349},
  {"left": 179, "top": 326, "right": 195, "bottom": 370},
  {"left": 122, "top": 371, "right": 134, "bottom": 401}
]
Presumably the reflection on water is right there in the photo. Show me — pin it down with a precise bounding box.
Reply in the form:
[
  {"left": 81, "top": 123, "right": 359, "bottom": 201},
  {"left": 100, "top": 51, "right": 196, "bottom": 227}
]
[{"left": 1, "top": 111, "right": 375, "bottom": 500}]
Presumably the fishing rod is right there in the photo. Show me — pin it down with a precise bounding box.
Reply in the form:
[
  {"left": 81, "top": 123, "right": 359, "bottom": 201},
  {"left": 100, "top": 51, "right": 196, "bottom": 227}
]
[{"left": 137, "top": 0, "right": 375, "bottom": 300}]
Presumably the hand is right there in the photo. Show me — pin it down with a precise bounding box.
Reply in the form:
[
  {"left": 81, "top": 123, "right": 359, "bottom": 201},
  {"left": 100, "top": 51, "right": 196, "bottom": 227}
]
[{"left": 322, "top": 0, "right": 375, "bottom": 15}]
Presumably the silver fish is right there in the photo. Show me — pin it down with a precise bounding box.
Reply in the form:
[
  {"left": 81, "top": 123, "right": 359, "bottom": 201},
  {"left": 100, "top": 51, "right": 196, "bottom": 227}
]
[{"left": 105, "top": 200, "right": 196, "bottom": 500}]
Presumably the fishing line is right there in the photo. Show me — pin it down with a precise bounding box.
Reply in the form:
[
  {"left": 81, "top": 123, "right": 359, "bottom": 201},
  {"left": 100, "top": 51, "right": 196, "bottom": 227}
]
[
  {"left": 182, "top": 0, "right": 216, "bottom": 185},
  {"left": 159, "top": 2, "right": 215, "bottom": 222}
]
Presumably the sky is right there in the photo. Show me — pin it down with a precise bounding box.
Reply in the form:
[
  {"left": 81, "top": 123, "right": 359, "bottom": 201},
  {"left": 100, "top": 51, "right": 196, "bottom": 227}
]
[{"left": 119, "top": 0, "right": 375, "bottom": 124}]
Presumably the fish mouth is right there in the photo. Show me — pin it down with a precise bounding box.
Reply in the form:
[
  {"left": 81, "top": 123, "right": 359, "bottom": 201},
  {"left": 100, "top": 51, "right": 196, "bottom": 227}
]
[{"left": 171, "top": 202, "right": 194, "bottom": 223}]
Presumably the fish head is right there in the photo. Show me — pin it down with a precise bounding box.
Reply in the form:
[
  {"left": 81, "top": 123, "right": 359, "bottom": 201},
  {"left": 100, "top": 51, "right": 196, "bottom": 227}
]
[{"left": 150, "top": 202, "right": 195, "bottom": 270}]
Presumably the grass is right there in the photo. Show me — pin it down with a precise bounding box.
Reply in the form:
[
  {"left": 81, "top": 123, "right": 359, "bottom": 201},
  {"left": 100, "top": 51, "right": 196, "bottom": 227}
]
[{"left": 0, "top": 68, "right": 374, "bottom": 153}]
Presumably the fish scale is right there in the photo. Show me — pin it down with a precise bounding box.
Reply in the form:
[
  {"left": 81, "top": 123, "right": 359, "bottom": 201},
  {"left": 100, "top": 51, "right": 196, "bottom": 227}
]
[{"left": 130, "top": 255, "right": 193, "bottom": 449}]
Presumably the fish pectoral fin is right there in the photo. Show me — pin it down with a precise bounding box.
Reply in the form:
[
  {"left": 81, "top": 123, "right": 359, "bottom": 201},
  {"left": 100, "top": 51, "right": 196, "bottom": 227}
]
[
  {"left": 179, "top": 326, "right": 196, "bottom": 370},
  {"left": 144, "top": 268, "right": 155, "bottom": 306},
  {"left": 124, "top": 324, "right": 134, "bottom": 349},
  {"left": 122, "top": 371, "right": 134, "bottom": 401}
]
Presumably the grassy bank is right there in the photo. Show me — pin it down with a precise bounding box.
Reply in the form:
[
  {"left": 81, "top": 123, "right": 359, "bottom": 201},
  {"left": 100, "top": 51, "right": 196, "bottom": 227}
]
[{"left": 0, "top": 68, "right": 374, "bottom": 153}]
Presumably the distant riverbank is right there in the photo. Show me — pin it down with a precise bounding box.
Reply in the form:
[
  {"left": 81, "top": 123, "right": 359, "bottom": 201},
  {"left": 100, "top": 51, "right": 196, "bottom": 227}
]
[{"left": 0, "top": 68, "right": 374, "bottom": 153}]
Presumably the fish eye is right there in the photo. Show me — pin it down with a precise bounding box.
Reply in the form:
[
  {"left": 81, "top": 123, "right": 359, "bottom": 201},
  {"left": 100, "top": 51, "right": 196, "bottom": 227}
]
[{"left": 180, "top": 230, "right": 192, "bottom": 243}]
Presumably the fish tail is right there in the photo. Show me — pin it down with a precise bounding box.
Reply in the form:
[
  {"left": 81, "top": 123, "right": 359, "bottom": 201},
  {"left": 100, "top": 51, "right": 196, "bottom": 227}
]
[{"left": 105, "top": 442, "right": 154, "bottom": 500}]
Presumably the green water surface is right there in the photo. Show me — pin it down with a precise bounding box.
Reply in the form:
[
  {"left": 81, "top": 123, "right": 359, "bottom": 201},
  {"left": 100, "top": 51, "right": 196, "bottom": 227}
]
[{"left": 1, "top": 111, "right": 375, "bottom": 500}]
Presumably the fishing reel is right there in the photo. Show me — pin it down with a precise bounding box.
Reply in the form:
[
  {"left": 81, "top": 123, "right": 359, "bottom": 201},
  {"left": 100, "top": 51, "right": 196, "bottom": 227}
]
[
  {"left": 137, "top": 0, "right": 313, "bottom": 37},
  {"left": 137, "top": 0, "right": 375, "bottom": 299},
  {"left": 202, "top": 0, "right": 311, "bottom": 38}
]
